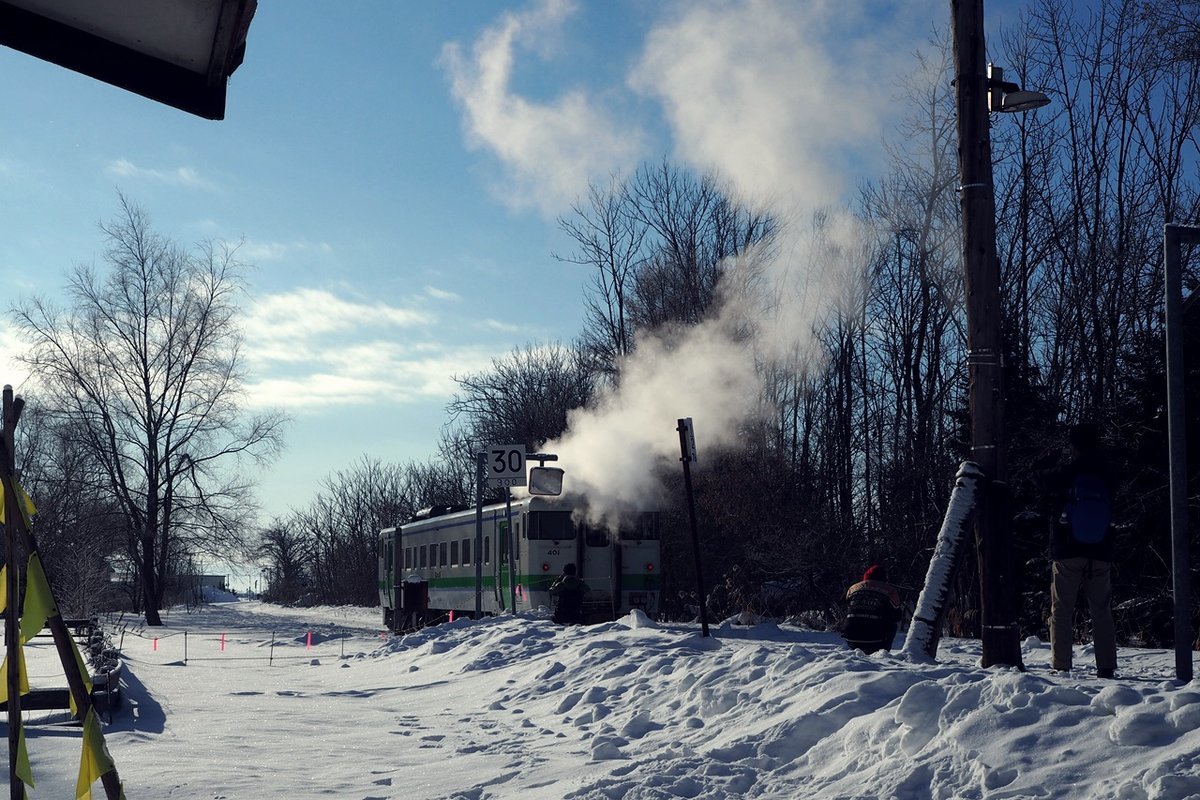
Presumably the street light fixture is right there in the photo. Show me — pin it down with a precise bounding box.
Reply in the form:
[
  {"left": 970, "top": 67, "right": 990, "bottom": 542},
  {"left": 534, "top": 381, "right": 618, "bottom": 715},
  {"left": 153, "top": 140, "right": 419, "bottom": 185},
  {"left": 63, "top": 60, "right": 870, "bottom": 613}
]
[{"left": 988, "top": 64, "right": 1051, "bottom": 113}]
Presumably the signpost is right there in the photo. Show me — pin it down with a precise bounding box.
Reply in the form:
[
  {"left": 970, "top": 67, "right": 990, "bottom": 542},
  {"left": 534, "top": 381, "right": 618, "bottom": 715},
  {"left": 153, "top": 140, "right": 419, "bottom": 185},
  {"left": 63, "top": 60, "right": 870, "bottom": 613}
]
[
  {"left": 676, "top": 418, "right": 709, "bottom": 637},
  {"left": 485, "top": 445, "right": 525, "bottom": 614}
]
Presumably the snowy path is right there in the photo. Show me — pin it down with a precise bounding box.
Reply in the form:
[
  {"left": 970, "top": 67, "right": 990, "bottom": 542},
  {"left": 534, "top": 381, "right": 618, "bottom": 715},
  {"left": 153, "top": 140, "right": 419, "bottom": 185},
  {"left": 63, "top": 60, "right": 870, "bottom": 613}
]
[{"left": 4, "top": 602, "right": 1200, "bottom": 799}]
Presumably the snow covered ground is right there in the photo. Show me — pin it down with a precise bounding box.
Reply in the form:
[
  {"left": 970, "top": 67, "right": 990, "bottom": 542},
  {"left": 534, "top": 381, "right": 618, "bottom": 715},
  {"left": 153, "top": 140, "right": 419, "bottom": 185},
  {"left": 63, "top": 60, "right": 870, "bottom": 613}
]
[{"left": 5, "top": 598, "right": 1200, "bottom": 799}]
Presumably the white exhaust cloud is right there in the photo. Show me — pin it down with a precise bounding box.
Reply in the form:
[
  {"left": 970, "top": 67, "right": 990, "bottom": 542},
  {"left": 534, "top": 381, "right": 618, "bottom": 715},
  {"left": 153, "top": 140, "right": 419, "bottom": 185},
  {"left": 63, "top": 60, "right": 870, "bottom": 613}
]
[
  {"left": 536, "top": 0, "right": 935, "bottom": 521},
  {"left": 443, "top": 0, "right": 938, "bottom": 519}
]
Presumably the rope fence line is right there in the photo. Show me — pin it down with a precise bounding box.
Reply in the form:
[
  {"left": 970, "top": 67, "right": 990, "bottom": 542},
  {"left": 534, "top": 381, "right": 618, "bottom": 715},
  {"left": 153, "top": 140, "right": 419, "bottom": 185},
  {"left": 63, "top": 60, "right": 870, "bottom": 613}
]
[{"left": 114, "top": 626, "right": 390, "bottom": 666}]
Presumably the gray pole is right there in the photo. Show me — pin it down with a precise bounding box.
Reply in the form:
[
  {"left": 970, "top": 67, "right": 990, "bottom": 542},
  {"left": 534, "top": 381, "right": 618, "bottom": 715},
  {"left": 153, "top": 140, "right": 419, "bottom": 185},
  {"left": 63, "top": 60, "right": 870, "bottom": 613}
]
[
  {"left": 474, "top": 451, "right": 485, "bottom": 619},
  {"left": 506, "top": 488, "right": 516, "bottom": 613},
  {"left": 1165, "top": 224, "right": 1197, "bottom": 682}
]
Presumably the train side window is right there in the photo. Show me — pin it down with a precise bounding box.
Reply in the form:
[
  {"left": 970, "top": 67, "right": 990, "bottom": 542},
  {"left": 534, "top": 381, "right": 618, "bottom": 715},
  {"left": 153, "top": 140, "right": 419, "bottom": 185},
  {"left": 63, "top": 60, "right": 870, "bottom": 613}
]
[
  {"left": 451, "top": 540, "right": 459, "bottom": 565},
  {"left": 462, "top": 538, "right": 471, "bottom": 564},
  {"left": 484, "top": 536, "right": 490, "bottom": 565},
  {"left": 624, "top": 515, "right": 662, "bottom": 542},
  {"left": 439, "top": 542, "right": 448, "bottom": 566},
  {"left": 405, "top": 547, "right": 412, "bottom": 569},
  {"left": 419, "top": 545, "right": 427, "bottom": 568}
]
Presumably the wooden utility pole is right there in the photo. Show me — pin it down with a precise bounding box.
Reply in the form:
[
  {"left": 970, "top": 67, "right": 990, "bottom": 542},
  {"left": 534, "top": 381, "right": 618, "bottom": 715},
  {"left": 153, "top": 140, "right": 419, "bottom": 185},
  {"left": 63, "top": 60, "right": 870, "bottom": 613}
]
[{"left": 950, "top": 0, "right": 1023, "bottom": 668}]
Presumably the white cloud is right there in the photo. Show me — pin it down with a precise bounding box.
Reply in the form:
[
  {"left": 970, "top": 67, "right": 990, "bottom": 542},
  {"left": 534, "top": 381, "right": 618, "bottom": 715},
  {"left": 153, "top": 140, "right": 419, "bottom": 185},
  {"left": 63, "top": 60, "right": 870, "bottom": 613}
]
[
  {"left": 424, "top": 285, "right": 461, "bottom": 302},
  {"left": 105, "top": 158, "right": 218, "bottom": 190},
  {"left": 480, "top": 318, "right": 524, "bottom": 333},
  {"left": 239, "top": 240, "right": 335, "bottom": 264},
  {"left": 240, "top": 288, "right": 498, "bottom": 411},
  {"left": 439, "top": 0, "right": 644, "bottom": 216},
  {"left": 243, "top": 288, "right": 433, "bottom": 345},
  {"left": 0, "top": 319, "right": 32, "bottom": 394},
  {"left": 244, "top": 346, "right": 498, "bottom": 410}
]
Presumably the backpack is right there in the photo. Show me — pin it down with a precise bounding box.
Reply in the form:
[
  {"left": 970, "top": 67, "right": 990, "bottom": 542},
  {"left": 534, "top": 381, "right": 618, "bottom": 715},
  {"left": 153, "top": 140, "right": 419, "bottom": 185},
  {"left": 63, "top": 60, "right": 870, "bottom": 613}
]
[{"left": 1064, "top": 471, "right": 1111, "bottom": 544}]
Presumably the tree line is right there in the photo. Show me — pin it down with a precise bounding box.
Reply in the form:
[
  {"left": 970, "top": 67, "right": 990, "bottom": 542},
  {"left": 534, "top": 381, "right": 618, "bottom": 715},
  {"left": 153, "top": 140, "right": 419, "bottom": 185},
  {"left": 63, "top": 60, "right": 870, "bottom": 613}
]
[{"left": 8, "top": 1, "right": 1199, "bottom": 642}]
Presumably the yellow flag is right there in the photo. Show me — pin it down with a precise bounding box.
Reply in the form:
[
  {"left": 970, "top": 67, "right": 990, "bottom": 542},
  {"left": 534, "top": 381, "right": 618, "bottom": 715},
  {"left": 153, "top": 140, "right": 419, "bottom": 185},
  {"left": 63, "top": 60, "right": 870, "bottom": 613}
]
[
  {"left": 67, "top": 634, "right": 94, "bottom": 717},
  {"left": 16, "top": 724, "right": 34, "bottom": 790},
  {"left": 0, "top": 644, "right": 31, "bottom": 703},
  {"left": 76, "top": 707, "right": 115, "bottom": 800},
  {"left": 0, "top": 480, "right": 36, "bottom": 526},
  {"left": 20, "top": 552, "right": 58, "bottom": 643}
]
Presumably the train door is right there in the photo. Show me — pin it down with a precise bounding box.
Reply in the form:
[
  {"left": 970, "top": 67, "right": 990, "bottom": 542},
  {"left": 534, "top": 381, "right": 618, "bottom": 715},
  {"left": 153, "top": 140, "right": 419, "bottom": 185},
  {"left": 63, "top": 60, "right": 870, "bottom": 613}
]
[
  {"left": 578, "top": 522, "right": 616, "bottom": 621},
  {"left": 497, "top": 517, "right": 511, "bottom": 611}
]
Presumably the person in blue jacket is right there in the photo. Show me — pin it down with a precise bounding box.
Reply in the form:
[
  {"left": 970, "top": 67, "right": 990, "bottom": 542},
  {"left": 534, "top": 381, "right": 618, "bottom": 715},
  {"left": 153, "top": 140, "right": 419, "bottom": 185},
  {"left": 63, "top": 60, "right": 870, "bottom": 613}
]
[{"left": 1047, "top": 422, "right": 1117, "bottom": 678}]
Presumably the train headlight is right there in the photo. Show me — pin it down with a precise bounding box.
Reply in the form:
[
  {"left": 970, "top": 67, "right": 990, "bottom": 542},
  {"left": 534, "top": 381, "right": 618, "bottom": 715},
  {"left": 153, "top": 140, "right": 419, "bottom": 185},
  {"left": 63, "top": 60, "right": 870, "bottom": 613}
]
[
  {"left": 646, "top": 563, "right": 655, "bottom": 572},
  {"left": 542, "top": 563, "right": 551, "bottom": 572}
]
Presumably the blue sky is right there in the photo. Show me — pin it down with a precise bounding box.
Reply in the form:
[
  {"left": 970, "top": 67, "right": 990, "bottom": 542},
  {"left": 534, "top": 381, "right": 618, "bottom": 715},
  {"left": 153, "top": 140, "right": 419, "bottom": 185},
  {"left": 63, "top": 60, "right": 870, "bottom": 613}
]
[{"left": 1, "top": 0, "right": 965, "bottom": 522}]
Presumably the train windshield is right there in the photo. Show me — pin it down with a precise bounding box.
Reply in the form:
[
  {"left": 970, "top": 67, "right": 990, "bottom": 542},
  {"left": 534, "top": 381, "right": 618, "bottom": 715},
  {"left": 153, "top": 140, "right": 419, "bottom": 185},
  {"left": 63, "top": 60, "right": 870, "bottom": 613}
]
[{"left": 527, "top": 511, "right": 575, "bottom": 540}]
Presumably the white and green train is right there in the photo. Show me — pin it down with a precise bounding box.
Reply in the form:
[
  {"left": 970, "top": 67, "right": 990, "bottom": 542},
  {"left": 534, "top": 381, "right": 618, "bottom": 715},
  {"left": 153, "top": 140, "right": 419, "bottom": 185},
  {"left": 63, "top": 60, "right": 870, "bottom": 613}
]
[{"left": 378, "top": 497, "right": 660, "bottom": 631}]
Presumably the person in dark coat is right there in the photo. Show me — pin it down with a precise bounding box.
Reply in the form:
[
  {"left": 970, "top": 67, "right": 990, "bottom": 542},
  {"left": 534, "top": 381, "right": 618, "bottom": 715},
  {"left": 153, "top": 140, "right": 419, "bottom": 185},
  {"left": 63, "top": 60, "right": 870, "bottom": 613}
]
[
  {"left": 843, "top": 565, "right": 901, "bottom": 654},
  {"left": 1047, "top": 422, "right": 1117, "bottom": 677},
  {"left": 549, "top": 563, "right": 586, "bottom": 624}
]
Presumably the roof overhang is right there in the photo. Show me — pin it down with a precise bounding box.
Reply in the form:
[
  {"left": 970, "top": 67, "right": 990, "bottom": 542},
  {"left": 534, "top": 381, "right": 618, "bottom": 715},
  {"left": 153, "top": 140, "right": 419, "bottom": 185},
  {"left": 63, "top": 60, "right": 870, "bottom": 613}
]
[{"left": 0, "top": 0, "right": 257, "bottom": 120}]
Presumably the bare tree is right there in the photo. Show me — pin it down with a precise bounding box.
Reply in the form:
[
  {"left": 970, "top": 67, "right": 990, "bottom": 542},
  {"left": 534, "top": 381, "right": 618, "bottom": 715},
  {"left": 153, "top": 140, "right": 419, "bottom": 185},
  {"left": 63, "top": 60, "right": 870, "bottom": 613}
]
[
  {"left": 1139, "top": 0, "right": 1200, "bottom": 64},
  {"left": 9, "top": 196, "right": 287, "bottom": 625},
  {"left": 13, "top": 400, "right": 124, "bottom": 616},
  {"left": 557, "top": 161, "right": 777, "bottom": 375},
  {"left": 288, "top": 456, "right": 427, "bottom": 606},
  {"left": 855, "top": 33, "right": 965, "bottom": 581},
  {"left": 556, "top": 177, "right": 647, "bottom": 378},
  {"left": 258, "top": 523, "right": 312, "bottom": 604},
  {"left": 445, "top": 341, "right": 595, "bottom": 455}
]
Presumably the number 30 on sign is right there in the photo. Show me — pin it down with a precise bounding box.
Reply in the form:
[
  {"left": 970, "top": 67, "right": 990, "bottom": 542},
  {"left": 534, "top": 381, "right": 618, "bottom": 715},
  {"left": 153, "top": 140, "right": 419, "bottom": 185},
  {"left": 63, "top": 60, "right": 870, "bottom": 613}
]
[{"left": 487, "top": 444, "right": 526, "bottom": 488}]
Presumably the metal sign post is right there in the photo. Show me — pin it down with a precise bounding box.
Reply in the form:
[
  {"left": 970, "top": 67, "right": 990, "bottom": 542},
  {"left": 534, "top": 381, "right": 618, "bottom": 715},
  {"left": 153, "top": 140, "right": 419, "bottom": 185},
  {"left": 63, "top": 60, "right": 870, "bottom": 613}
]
[
  {"left": 506, "top": 488, "right": 516, "bottom": 612},
  {"left": 485, "top": 445, "right": 526, "bottom": 615}
]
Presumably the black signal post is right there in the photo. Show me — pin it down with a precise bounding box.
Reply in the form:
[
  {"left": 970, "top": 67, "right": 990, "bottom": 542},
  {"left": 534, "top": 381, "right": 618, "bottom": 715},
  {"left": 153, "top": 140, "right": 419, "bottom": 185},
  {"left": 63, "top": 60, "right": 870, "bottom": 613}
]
[{"left": 677, "top": 418, "right": 709, "bottom": 638}]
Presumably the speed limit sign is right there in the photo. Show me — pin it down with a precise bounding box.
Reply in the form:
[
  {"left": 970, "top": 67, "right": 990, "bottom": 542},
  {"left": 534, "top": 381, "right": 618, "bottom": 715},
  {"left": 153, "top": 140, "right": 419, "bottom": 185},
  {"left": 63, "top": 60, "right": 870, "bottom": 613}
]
[{"left": 487, "top": 444, "right": 526, "bottom": 488}]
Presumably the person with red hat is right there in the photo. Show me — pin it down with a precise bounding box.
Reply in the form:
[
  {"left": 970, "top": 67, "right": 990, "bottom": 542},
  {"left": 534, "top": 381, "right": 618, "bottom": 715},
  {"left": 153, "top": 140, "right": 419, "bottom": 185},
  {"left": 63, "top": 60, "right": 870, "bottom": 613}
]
[{"left": 842, "top": 565, "right": 902, "bottom": 654}]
